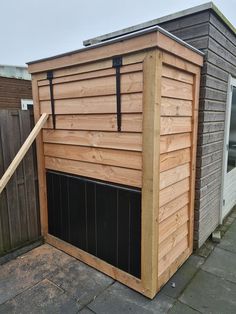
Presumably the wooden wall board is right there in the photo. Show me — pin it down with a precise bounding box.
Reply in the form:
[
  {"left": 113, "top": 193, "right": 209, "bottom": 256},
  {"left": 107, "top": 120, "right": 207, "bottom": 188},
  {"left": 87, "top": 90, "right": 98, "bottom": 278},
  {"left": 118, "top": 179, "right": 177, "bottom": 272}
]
[
  {"left": 40, "top": 93, "right": 143, "bottom": 115},
  {"left": 43, "top": 130, "right": 142, "bottom": 152},
  {"left": 45, "top": 156, "right": 142, "bottom": 188},
  {"left": 44, "top": 143, "right": 142, "bottom": 170}
]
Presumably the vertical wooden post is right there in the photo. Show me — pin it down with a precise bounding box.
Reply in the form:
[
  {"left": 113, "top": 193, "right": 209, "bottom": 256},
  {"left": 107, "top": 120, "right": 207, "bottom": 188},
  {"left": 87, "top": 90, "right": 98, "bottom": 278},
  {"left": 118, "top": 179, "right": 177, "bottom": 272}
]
[
  {"left": 32, "top": 77, "right": 48, "bottom": 238},
  {"left": 141, "top": 49, "right": 162, "bottom": 298}
]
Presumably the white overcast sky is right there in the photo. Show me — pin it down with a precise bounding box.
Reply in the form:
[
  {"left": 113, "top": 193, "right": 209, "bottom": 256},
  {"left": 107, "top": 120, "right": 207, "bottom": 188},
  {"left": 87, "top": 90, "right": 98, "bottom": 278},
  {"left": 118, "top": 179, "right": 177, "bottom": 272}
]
[{"left": 0, "top": 0, "right": 235, "bottom": 66}]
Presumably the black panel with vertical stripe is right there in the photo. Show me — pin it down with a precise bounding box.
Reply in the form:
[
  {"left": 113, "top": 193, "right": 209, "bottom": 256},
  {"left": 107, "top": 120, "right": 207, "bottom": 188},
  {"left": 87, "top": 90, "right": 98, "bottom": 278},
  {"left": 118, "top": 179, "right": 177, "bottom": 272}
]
[{"left": 46, "top": 170, "right": 141, "bottom": 278}]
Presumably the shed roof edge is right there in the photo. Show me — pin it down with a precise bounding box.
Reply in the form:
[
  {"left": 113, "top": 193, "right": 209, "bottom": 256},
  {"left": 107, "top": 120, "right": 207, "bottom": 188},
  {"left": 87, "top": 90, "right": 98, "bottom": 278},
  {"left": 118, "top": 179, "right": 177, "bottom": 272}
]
[{"left": 83, "top": 2, "right": 236, "bottom": 47}]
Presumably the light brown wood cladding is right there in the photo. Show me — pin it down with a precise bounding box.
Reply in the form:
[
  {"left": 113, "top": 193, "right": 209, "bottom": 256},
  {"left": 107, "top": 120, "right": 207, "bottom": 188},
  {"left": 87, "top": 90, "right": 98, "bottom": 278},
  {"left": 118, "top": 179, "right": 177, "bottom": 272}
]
[
  {"left": 29, "top": 28, "right": 202, "bottom": 298},
  {"left": 40, "top": 93, "right": 142, "bottom": 114},
  {"left": 39, "top": 63, "right": 144, "bottom": 188},
  {"left": 43, "top": 130, "right": 142, "bottom": 151},
  {"left": 44, "top": 143, "right": 142, "bottom": 170},
  {"left": 157, "top": 59, "right": 196, "bottom": 281},
  {"left": 45, "top": 156, "right": 142, "bottom": 187}
]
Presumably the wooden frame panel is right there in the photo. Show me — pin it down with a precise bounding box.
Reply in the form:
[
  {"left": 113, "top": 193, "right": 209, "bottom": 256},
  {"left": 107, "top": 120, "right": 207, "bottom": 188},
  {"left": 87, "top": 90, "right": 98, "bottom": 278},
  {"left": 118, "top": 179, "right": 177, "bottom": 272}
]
[{"left": 157, "top": 50, "right": 201, "bottom": 288}]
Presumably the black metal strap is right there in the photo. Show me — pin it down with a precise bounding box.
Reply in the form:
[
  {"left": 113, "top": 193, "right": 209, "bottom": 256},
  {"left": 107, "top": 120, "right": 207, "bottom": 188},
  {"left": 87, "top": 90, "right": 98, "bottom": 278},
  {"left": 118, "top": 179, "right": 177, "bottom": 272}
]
[
  {"left": 113, "top": 56, "right": 122, "bottom": 132},
  {"left": 47, "top": 71, "right": 56, "bottom": 129}
]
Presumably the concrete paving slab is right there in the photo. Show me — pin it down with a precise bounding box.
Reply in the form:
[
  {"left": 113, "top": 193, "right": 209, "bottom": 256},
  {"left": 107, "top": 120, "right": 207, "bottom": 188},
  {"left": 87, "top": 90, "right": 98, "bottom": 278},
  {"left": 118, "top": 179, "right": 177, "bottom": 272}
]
[
  {"left": 0, "top": 279, "right": 79, "bottom": 314},
  {"left": 218, "top": 226, "right": 236, "bottom": 254},
  {"left": 180, "top": 270, "right": 236, "bottom": 314},
  {"left": 0, "top": 244, "right": 74, "bottom": 304},
  {"left": 162, "top": 255, "right": 204, "bottom": 298},
  {"left": 79, "top": 307, "right": 95, "bottom": 313},
  {"left": 88, "top": 289, "right": 152, "bottom": 314},
  {"left": 201, "top": 247, "right": 236, "bottom": 283},
  {"left": 88, "top": 282, "right": 175, "bottom": 314},
  {"left": 224, "top": 219, "right": 236, "bottom": 232},
  {"left": 168, "top": 301, "right": 200, "bottom": 313},
  {"left": 49, "top": 258, "right": 114, "bottom": 309}
]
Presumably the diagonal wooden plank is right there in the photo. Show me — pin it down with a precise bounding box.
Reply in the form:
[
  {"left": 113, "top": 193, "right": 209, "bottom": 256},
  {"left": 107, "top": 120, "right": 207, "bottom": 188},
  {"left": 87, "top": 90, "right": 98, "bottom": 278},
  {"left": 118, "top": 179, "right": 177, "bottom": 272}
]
[{"left": 0, "top": 113, "right": 48, "bottom": 194}]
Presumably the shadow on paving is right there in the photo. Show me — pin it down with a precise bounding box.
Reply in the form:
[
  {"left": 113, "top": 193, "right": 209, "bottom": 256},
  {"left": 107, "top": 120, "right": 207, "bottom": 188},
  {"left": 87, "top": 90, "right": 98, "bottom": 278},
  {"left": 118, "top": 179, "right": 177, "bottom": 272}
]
[{"left": 0, "top": 219, "right": 236, "bottom": 313}]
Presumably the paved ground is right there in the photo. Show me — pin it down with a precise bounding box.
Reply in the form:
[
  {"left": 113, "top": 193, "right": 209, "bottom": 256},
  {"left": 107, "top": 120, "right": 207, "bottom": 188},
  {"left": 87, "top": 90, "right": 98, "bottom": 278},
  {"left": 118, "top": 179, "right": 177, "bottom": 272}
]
[{"left": 0, "top": 217, "right": 236, "bottom": 313}]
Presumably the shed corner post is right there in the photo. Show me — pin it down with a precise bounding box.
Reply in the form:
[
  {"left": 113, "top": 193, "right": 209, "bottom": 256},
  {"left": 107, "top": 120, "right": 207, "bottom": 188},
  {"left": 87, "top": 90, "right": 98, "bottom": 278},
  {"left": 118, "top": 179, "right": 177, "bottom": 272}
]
[
  {"left": 32, "top": 75, "right": 48, "bottom": 239},
  {"left": 141, "top": 48, "right": 162, "bottom": 298}
]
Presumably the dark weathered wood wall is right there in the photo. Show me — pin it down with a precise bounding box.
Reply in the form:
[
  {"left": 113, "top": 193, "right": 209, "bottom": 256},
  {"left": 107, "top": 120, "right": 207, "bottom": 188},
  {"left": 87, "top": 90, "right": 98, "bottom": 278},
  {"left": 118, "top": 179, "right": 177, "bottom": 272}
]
[
  {"left": 0, "top": 77, "right": 32, "bottom": 109},
  {"left": 160, "top": 9, "right": 236, "bottom": 247},
  {"left": 0, "top": 110, "right": 40, "bottom": 255}
]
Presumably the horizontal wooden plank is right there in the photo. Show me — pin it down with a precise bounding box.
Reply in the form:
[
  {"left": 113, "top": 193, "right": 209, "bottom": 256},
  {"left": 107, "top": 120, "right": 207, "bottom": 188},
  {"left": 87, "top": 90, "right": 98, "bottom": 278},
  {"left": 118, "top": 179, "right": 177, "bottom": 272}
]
[
  {"left": 157, "top": 31, "right": 203, "bottom": 67},
  {"left": 161, "top": 77, "right": 193, "bottom": 100},
  {"left": 159, "top": 222, "right": 188, "bottom": 260},
  {"left": 43, "top": 130, "right": 142, "bottom": 151},
  {"left": 161, "top": 98, "right": 192, "bottom": 117},
  {"left": 160, "top": 117, "right": 192, "bottom": 135},
  {"left": 159, "top": 192, "right": 189, "bottom": 223},
  {"left": 162, "top": 51, "right": 201, "bottom": 75},
  {"left": 158, "top": 247, "right": 191, "bottom": 289},
  {"left": 158, "top": 236, "right": 189, "bottom": 276},
  {"left": 160, "top": 205, "right": 189, "bottom": 246},
  {"left": 45, "top": 156, "right": 142, "bottom": 187},
  {"left": 159, "top": 10, "right": 210, "bottom": 32},
  {"left": 160, "top": 163, "right": 190, "bottom": 190},
  {"left": 45, "top": 115, "right": 191, "bottom": 134},
  {"left": 160, "top": 133, "right": 191, "bottom": 154},
  {"left": 209, "top": 13, "right": 236, "bottom": 50},
  {"left": 159, "top": 205, "right": 189, "bottom": 245},
  {"left": 44, "top": 114, "right": 142, "bottom": 132},
  {"left": 44, "top": 143, "right": 142, "bottom": 170},
  {"left": 28, "top": 32, "right": 156, "bottom": 74},
  {"left": 38, "top": 63, "right": 143, "bottom": 86},
  {"left": 187, "top": 36, "right": 209, "bottom": 50},
  {"left": 159, "top": 178, "right": 189, "bottom": 207},
  {"left": 208, "top": 37, "right": 236, "bottom": 68},
  {"left": 40, "top": 93, "right": 142, "bottom": 114},
  {"left": 35, "top": 52, "right": 147, "bottom": 81},
  {"left": 171, "top": 22, "right": 209, "bottom": 42},
  {"left": 160, "top": 148, "right": 191, "bottom": 172},
  {"left": 39, "top": 72, "right": 143, "bottom": 100},
  {"left": 36, "top": 60, "right": 112, "bottom": 81},
  {"left": 162, "top": 65, "right": 193, "bottom": 84}
]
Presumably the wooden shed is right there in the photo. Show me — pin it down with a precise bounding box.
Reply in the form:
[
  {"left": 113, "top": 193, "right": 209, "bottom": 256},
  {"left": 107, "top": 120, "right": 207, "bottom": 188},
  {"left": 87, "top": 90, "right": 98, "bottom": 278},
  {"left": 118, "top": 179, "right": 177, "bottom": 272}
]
[
  {"left": 149, "top": 2, "right": 236, "bottom": 249},
  {"left": 28, "top": 26, "right": 203, "bottom": 298},
  {"left": 84, "top": 2, "right": 236, "bottom": 248}
]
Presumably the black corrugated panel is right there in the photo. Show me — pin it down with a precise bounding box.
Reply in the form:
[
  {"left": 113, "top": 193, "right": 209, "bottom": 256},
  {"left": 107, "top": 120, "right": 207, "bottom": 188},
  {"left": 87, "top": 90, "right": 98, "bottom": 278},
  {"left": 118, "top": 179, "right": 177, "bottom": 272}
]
[{"left": 46, "top": 170, "right": 141, "bottom": 278}]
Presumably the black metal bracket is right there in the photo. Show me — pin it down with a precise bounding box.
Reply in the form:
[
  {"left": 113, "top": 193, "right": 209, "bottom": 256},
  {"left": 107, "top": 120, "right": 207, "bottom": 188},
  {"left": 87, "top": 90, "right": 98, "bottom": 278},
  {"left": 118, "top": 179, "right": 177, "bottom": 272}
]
[
  {"left": 112, "top": 56, "right": 123, "bottom": 132},
  {"left": 47, "top": 71, "right": 56, "bottom": 129}
]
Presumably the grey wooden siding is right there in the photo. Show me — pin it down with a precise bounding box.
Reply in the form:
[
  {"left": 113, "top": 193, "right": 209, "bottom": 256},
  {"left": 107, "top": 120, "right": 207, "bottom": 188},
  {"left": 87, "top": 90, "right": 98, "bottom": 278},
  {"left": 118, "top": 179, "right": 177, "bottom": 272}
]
[
  {"left": 159, "top": 9, "right": 236, "bottom": 247},
  {"left": 0, "top": 110, "right": 40, "bottom": 255}
]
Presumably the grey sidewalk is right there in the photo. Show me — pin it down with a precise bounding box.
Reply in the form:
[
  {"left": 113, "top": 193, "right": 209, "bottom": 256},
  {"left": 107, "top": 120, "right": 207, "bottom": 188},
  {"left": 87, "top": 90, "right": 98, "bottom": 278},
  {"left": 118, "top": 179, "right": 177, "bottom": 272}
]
[{"left": 0, "top": 217, "right": 236, "bottom": 314}]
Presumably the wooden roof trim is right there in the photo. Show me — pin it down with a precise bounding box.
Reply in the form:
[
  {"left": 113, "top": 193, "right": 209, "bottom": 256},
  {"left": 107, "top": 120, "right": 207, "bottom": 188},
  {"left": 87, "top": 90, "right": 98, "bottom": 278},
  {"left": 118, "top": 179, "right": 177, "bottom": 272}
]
[{"left": 28, "top": 28, "right": 203, "bottom": 74}]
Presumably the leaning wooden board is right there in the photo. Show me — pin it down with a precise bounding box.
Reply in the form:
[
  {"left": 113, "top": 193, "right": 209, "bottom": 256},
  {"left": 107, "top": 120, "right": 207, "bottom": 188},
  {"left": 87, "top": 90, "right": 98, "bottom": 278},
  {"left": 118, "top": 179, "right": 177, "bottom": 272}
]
[{"left": 28, "top": 26, "right": 203, "bottom": 298}]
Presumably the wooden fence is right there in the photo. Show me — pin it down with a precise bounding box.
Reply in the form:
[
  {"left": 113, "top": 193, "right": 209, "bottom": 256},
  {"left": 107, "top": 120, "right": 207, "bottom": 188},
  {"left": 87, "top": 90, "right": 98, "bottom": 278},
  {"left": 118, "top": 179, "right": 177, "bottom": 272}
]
[{"left": 0, "top": 109, "right": 40, "bottom": 255}]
